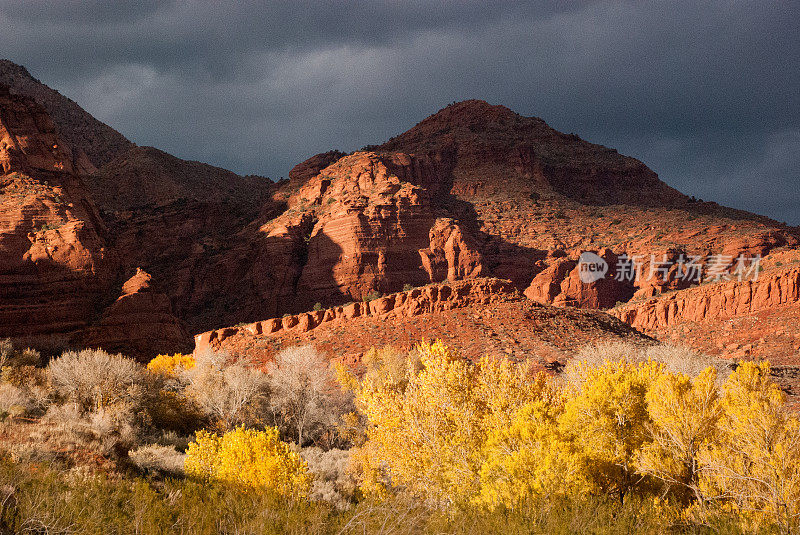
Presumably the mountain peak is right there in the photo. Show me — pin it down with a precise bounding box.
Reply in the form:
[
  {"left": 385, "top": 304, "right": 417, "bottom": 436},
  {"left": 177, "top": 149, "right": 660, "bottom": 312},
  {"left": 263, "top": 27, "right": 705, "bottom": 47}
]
[
  {"left": 0, "top": 59, "right": 32, "bottom": 80},
  {"left": 375, "top": 100, "right": 686, "bottom": 206},
  {"left": 424, "top": 99, "right": 519, "bottom": 123},
  {"left": 0, "top": 59, "right": 133, "bottom": 168}
]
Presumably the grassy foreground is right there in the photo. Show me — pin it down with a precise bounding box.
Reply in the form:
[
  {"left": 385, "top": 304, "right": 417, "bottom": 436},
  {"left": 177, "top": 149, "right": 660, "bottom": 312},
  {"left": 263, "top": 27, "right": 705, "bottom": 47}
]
[{"left": 0, "top": 455, "right": 774, "bottom": 535}]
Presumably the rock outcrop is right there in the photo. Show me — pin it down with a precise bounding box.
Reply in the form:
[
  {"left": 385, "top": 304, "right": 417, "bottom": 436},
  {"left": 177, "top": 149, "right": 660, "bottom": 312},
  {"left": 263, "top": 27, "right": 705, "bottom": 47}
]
[
  {"left": 0, "top": 85, "right": 114, "bottom": 337},
  {"left": 420, "top": 218, "right": 485, "bottom": 282},
  {"left": 0, "top": 59, "right": 132, "bottom": 168},
  {"left": 292, "top": 152, "right": 438, "bottom": 303},
  {"left": 288, "top": 150, "right": 346, "bottom": 185},
  {"left": 525, "top": 249, "right": 635, "bottom": 308},
  {"left": 103, "top": 100, "right": 800, "bottom": 342},
  {"left": 84, "top": 269, "right": 191, "bottom": 360},
  {"left": 611, "top": 265, "right": 800, "bottom": 331},
  {"left": 195, "top": 277, "right": 652, "bottom": 365},
  {"left": 245, "top": 151, "right": 483, "bottom": 313}
]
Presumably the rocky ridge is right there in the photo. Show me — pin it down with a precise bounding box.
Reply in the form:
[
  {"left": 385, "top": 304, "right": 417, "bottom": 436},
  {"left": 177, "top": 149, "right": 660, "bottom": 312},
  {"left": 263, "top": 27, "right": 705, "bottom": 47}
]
[
  {"left": 0, "top": 59, "right": 133, "bottom": 168},
  {"left": 194, "top": 277, "right": 653, "bottom": 367},
  {"left": 611, "top": 264, "right": 800, "bottom": 332}
]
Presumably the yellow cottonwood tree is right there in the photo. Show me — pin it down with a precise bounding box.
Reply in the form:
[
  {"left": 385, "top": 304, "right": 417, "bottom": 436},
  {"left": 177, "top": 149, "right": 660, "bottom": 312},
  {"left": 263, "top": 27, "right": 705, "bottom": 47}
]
[
  {"left": 354, "top": 341, "right": 546, "bottom": 507},
  {"left": 561, "top": 359, "right": 660, "bottom": 503},
  {"left": 636, "top": 367, "right": 721, "bottom": 503},
  {"left": 700, "top": 361, "right": 800, "bottom": 532},
  {"left": 476, "top": 393, "right": 587, "bottom": 510},
  {"left": 355, "top": 340, "right": 484, "bottom": 506},
  {"left": 146, "top": 353, "right": 196, "bottom": 376},
  {"left": 184, "top": 426, "right": 311, "bottom": 498},
  {"left": 476, "top": 356, "right": 550, "bottom": 432}
]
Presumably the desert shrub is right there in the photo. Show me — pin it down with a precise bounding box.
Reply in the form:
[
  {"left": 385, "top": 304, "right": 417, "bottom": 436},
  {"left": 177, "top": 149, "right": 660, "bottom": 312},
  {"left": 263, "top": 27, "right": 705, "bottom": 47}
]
[
  {"left": 129, "top": 444, "right": 185, "bottom": 475},
  {"left": 302, "top": 447, "right": 359, "bottom": 508},
  {"left": 36, "top": 401, "right": 139, "bottom": 459},
  {"left": 152, "top": 429, "right": 192, "bottom": 452},
  {"left": 0, "top": 383, "right": 33, "bottom": 418},
  {"left": 0, "top": 338, "right": 41, "bottom": 369},
  {"left": 145, "top": 353, "right": 205, "bottom": 434},
  {"left": 476, "top": 386, "right": 585, "bottom": 510},
  {"left": 340, "top": 345, "right": 420, "bottom": 393},
  {"left": 267, "top": 346, "right": 353, "bottom": 447},
  {"left": 334, "top": 345, "right": 419, "bottom": 446},
  {"left": 147, "top": 387, "right": 206, "bottom": 435},
  {"left": 313, "top": 302, "right": 324, "bottom": 311},
  {"left": 181, "top": 350, "right": 269, "bottom": 431},
  {"left": 184, "top": 426, "right": 311, "bottom": 498},
  {"left": 564, "top": 341, "right": 731, "bottom": 387},
  {"left": 363, "top": 290, "right": 381, "bottom": 302},
  {"left": 0, "top": 338, "right": 11, "bottom": 368},
  {"left": 353, "top": 340, "right": 484, "bottom": 505},
  {"left": 642, "top": 343, "right": 732, "bottom": 382},
  {"left": 1, "top": 365, "right": 50, "bottom": 414},
  {"left": 48, "top": 349, "right": 146, "bottom": 412},
  {"left": 146, "top": 353, "right": 195, "bottom": 377},
  {"left": 42, "top": 349, "right": 150, "bottom": 455},
  {"left": 562, "top": 340, "right": 645, "bottom": 387}
]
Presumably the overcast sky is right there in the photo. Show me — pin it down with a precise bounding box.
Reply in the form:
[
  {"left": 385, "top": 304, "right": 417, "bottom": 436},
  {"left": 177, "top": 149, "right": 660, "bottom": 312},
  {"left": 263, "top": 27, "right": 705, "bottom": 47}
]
[{"left": 1, "top": 1, "right": 797, "bottom": 223}]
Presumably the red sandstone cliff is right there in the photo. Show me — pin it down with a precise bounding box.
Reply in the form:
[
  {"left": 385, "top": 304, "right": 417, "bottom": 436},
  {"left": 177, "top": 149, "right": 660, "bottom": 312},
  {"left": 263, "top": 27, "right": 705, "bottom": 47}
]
[
  {"left": 0, "top": 85, "right": 114, "bottom": 337},
  {"left": 2, "top": 61, "right": 799, "bottom": 360},
  {"left": 610, "top": 265, "right": 800, "bottom": 331}
]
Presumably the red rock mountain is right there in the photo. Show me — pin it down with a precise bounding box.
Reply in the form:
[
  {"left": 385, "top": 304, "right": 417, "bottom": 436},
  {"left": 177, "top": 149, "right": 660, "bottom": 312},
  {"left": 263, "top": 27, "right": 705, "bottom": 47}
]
[
  {"left": 377, "top": 100, "right": 687, "bottom": 206},
  {"left": 0, "top": 85, "right": 112, "bottom": 339},
  {"left": 0, "top": 60, "right": 132, "bottom": 168},
  {"left": 0, "top": 84, "right": 189, "bottom": 357},
  {"left": 1, "top": 60, "right": 798, "bottom": 364},
  {"left": 198, "top": 100, "right": 798, "bottom": 365}
]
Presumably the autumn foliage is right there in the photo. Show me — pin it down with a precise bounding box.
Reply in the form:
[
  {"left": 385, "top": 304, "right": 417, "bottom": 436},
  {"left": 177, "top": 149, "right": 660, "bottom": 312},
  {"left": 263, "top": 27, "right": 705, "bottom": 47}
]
[
  {"left": 5, "top": 339, "right": 800, "bottom": 533},
  {"left": 184, "top": 426, "right": 311, "bottom": 498},
  {"left": 146, "top": 353, "right": 196, "bottom": 376},
  {"left": 344, "top": 340, "right": 800, "bottom": 532}
]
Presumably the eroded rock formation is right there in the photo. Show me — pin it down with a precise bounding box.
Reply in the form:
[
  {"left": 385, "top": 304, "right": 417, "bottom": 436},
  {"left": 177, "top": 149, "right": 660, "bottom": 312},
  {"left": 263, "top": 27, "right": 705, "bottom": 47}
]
[
  {"left": 194, "top": 277, "right": 652, "bottom": 365},
  {"left": 0, "top": 85, "right": 114, "bottom": 338},
  {"left": 1, "top": 61, "right": 798, "bottom": 361},
  {"left": 84, "top": 269, "right": 191, "bottom": 360},
  {"left": 611, "top": 265, "right": 800, "bottom": 331}
]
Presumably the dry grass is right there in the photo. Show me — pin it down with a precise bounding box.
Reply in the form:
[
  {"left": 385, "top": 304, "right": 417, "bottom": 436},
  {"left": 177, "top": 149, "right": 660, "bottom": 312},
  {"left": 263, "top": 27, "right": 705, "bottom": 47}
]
[
  {"left": 129, "top": 444, "right": 185, "bottom": 475},
  {"left": 563, "top": 341, "right": 733, "bottom": 387}
]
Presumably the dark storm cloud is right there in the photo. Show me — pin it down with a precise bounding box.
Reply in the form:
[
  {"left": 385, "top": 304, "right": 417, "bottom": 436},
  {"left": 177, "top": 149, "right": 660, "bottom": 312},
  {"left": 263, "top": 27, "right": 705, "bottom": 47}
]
[{"left": 1, "top": 0, "right": 797, "bottom": 223}]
